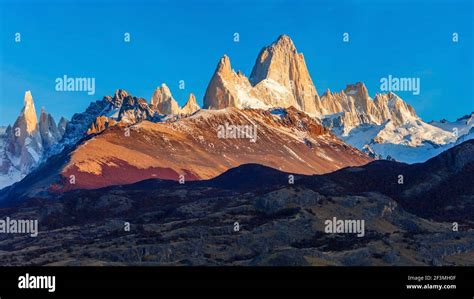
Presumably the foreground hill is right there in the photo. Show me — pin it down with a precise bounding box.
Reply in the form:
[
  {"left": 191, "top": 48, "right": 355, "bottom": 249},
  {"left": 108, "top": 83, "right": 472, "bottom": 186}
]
[{"left": 0, "top": 140, "right": 472, "bottom": 266}]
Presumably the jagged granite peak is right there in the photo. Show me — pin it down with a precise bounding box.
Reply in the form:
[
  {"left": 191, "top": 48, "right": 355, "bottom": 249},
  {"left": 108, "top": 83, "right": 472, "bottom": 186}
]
[
  {"left": 118, "top": 95, "right": 156, "bottom": 123},
  {"left": 217, "top": 54, "right": 232, "bottom": 74},
  {"left": 203, "top": 55, "right": 250, "bottom": 109},
  {"left": 59, "top": 88, "right": 161, "bottom": 150},
  {"left": 321, "top": 84, "right": 462, "bottom": 163},
  {"left": 386, "top": 92, "right": 418, "bottom": 125},
  {"left": 249, "top": 34, "right": 322, "bottom": 114},
  {"left": 1, "top": 92, "right": 44, "bottom": 189},
  {"left": 57, "top": 117, "right": 69, "bottom": 136},
  {"left": 60, "top": 98, "right": 111, "bottom": 146},
  {"left": 39, "top": 107, "right": 61, "bottom": 150},
  {"left": 322, "top": 83, "right": 419, "bottom": 130},
  {"left": 10, "top": 91, "right": 42, "bottom": 148},
  {"left": 344, "top": 82, "right": 369, "bottom": 98},
  {"left": 180, "top": 93, "right": 200, "bottom": 115},
  {"left": 22, "top": 91, "right": 38, "bottom": 134},
  {"left": 249, "top": 34, "right": 298, "bottom": 85},
  {"left": 204, "top": 35, "right": 323, "bottom": 114},
  {"left": 150, "top": 83, "right": 181, "bottom": 114},
  {"left": 111, "top": 89, "right": 129, "bottom": 108},
  {"left": 343, "top": 82, "right": 379, "bottom": 118}
]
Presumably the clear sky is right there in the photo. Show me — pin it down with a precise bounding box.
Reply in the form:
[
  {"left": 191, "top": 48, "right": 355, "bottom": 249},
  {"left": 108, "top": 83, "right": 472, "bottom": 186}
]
[{"left": 0, "top": 0, "right": 473, "bottom": 126}]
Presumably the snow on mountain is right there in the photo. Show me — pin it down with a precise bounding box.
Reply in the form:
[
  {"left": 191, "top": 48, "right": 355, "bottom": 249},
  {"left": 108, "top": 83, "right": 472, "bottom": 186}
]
[
  {"left": 52, "top": 86, "right": 200, "bottom": 155},
  {"left": 316, "top": 77, "right": 470, "bottom": 163},
  {"left": 320, "top": 87, "right": 419, "bottom": 134},
  {"left": 328, "top": 108, "right": 471, "bottom": 163},
  {"left": 429, "top": 112, "right": 473, "bottom": 138},
  {"left": 2, "top": 33, "right": 471, "bottom": 191}
]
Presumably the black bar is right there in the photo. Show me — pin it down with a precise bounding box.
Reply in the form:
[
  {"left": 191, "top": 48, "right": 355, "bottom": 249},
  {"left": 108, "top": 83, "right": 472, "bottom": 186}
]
[{"left": 0, "top": 267, "right": 472, "bottom": 298}]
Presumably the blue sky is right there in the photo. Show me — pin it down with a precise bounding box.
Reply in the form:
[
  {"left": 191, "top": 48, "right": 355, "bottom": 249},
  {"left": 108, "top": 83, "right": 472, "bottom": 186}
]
[{"left": 0, "top": 0, "right": 473, "bottom": 126}]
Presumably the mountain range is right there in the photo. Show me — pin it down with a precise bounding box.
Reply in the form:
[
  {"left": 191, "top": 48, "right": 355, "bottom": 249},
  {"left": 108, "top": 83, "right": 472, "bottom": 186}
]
[
  {"left": 0, "top": 34, "right": 472, "bottom": 193},
  {"left": 0, "top": 34, "right": 472, "bottom": 267}
]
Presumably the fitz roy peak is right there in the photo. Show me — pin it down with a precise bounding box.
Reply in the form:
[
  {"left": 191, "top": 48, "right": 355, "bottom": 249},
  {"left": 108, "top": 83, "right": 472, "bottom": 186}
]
[{"left": 204, "top": 35, "right": 323, "bottom": 114}]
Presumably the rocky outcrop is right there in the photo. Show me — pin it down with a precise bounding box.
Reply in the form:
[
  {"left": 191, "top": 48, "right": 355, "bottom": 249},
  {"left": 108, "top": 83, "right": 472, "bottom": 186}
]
[
  {"left": 86, "top": 116, "right": 118, "bottom": 135},
  {"left": 118, "top": 95, "right": 156, "bottom": 123}
]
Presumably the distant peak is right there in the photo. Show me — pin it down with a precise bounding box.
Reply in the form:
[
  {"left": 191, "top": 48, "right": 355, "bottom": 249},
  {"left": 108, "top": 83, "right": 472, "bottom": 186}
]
[
  {"left": 24, "top": 90, "right": 34, "bottom": 106},
  {"left": 114, "top": 89, "right": 128, "bottom": 99},
  {"left": 150, "top": 83, "right": 180, "bottom": 114},
  {"left": 274, "top": 34, "right": 296, "bottom": 51},
  {"left": 187, "top": 93, "right": 197, "bottom": 104},
  {"left": 159, "top": 83, "right": 172, "bottom": 95},
  {"left": 21, "top": 90, "right": 38, "bottom": 134},
  {"left": 180, "top": 93, "right": 200, "bottom": 114},
  {"left": 217, "top": 55, "right": 232, "bottom": 73},
  {"left": 345, "top": 82, "right": 368, "bottom": 96},
  {"left": 456, "top": 112, "right": 474, "bottom": 122}
]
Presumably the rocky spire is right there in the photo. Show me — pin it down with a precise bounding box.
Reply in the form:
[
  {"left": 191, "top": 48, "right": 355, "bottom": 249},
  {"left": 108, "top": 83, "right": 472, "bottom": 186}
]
[
  {"left": 58, "top": 117, "right": 69, "bottom": 136},
  {"left": 39, "top": 107, "right": 61, "bottom": 150},
  {"left": 150, "top": 83, "right": 181, "bottom": 114},
  {"left": 22, "top": 91, "right": 38, "bottom": 134},
  {"left": 203, "top": 55, "right": 249, "bottom": 110},
  {"left": 204, "top": 35, "right": 326, "bottom": 114},
  {"left": 249, "top": 34, "right": 322, "bottom": 114},
  {"left": 344, "top": 82, "right": 378, "bottom": 116},
  {"left": 5, "top": 91, "right": 43, "bottom": 174},
  {"left": 112, "top": 89, "right": 129, "bottom": 108},
  {"left": 180, "top": 93, "right": 200, "bottom": 115}
]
